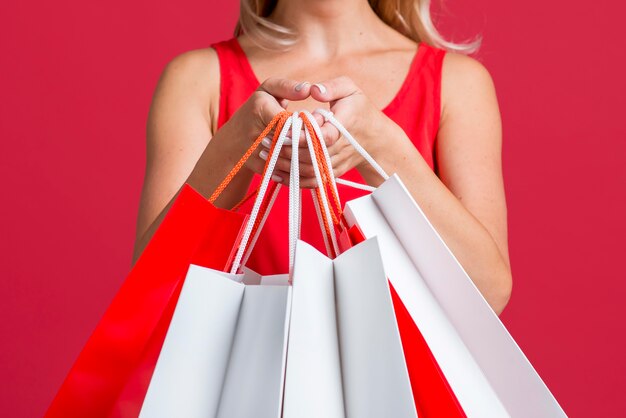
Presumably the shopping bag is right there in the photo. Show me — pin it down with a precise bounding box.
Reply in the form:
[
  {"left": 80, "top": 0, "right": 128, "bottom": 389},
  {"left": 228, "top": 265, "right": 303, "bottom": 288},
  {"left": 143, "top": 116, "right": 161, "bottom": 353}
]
[
  {"left": 283, "top": 237, "right": 416, "bottom": 418},
  {"left": 138, "top": 111, "right": 417, "bottom": 418},
  {"left": 46, "top": 111, "right": 292, "bottom": 418},
  {"left": 339, "top": 224, "right": 466, "bottom": 417},
  {"left": 310, "top": 108, "right": 567, "bottom": 417},
  {"left": 140, "top": 238, "right": 417, "bottom": 418},
  {"left": 297, "top": 109, "right": 466, "bottom": 417}
]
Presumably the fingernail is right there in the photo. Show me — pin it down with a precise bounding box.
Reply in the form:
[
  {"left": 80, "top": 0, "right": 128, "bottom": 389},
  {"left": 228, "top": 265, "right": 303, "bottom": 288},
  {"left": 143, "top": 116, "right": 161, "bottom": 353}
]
[
  {"left": 294, "top": 81, "right": 310, "bottom": 92},
  {"left": 259, "top": 150, "right": 269, "bottom": 160},
  {"left": 284, "top": 137, "right": 292, "bottom": 145},
  {"left": 261, "top": 137, "right": 272, "bottom": 148},
  {"left": 313, "top": 83, "right": 326, "bottom": 94},
  {"left": 271, "top": 174, "right": 283, "bottom": 182}
]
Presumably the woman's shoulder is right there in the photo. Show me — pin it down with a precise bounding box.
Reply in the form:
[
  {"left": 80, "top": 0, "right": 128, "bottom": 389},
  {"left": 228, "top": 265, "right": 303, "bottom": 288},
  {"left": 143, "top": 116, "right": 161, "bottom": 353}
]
[
  {"left": 439, "top": 49, "right": 497, "bottom": 124},
  {"left": 156, "top": 46, "right": 222, "bottom": 131},
  {"left": 160, "top": 46, "right": 220, "bottom": 94},
  {"left": 441, "top": 49, "right": 493, "bottom": 83},
  {"left": 418, "top": 40, "right": 491, "bottom": 82}
]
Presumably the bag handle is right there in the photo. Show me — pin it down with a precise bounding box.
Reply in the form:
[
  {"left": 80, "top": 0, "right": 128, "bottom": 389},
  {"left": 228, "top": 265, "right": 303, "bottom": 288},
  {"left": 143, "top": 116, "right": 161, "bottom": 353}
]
[
  {"left": 233, "top": 111, "right": 347, "bottom": 271},
  {"left": 302, "top": 109, "right": 390, "bottom": 255},
  {"left": 207, "top": 111, "right": 290, "bottom": 271},
  {"left": 208, "top": 111, "right": 291, "bottom": 204},
  {"left": 246, "top": 112, "right": 304, "bottom": 272},
  {"left": 230, "top": 113, "right": 304, "bottom": 274},
  {"left": 314, "top": 108, "right": 390, "bottom": 182},
  {"left": 300, "top": 111, "right": 342, "bottom": 257},
  {"left": 228, "top": 108, "right": 388, "bottom": 272},
  {"left": 305, "top": 107, "right": 391, "bottom": 212}
]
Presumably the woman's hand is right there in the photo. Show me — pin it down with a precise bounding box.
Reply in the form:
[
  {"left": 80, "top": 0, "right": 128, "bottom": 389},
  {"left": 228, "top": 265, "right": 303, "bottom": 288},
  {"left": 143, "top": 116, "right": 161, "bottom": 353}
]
[
  {"left": 220, "top": 77, "right": 312, "bottom": 184},
  {"left": 256, "top": 76, "right": 402, "bottom": 188},
  {"left": 308, "top": 76, "right": 404, "bottom": 180}
]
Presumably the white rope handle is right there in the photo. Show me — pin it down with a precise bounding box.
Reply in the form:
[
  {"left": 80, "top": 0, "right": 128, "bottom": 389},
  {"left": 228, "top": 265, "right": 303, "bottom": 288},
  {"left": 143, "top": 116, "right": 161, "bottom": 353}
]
[
  {"left": 231, "top": 109, "right": 382, "bottom": 272},
  {"left": 335, "top": 178, "right": 376, "bottom": 192},
  {"left": 314, "top": 108, "right": 390, "bottom": 181},
  {"left": 239, "top": 182, "right": 281, "bottom": 269},
  {"left": 230, "top": 115, "right": 294, "bottom": 274},
  {"left": 288, "top": 113, "right": 302, "bottom": 271}
]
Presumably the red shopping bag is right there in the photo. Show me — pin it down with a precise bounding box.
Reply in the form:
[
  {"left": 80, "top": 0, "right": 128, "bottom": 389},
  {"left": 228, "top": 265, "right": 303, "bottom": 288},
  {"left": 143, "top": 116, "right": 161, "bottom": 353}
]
[
  {"left": 46, "top": 112, "right": 290, "bottom": 417},
  {"left": 46, "top": 185, "right": 246, "bottom": 417}
]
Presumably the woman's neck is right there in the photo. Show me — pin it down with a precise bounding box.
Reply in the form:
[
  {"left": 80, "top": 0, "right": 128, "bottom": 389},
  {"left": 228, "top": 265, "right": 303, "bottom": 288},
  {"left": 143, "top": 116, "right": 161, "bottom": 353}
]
[{"left": 269, "top": 0, "right": 393, "bottom": 58}]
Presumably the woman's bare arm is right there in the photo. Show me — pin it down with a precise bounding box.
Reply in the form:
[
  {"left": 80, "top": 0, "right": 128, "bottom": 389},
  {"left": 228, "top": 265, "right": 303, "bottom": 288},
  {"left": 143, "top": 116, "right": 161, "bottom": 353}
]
[
  {"left": 378, "top": 53, "right": 512, "bottom": 314},
  {"left": 132, "top": 49, "right": 221, "bottom": 265},
  {"left": 132, "top": 49, "right": 310, "bottom": 265},
  {"left": 435, "top": 52, "right": 511, "bottom": 313}
]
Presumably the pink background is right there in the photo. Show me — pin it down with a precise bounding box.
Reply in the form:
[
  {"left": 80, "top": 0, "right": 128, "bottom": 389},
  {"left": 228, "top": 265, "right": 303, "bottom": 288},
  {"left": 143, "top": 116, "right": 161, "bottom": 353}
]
[{"left": 1, "top": 1, "right": 624, "bottom": 416}]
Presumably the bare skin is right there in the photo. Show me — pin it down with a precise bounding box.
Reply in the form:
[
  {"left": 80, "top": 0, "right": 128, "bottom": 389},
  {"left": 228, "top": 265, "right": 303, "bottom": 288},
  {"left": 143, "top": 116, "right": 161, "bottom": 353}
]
[{"left": 133, "top": 0, "right": 512, "bottom": 314}]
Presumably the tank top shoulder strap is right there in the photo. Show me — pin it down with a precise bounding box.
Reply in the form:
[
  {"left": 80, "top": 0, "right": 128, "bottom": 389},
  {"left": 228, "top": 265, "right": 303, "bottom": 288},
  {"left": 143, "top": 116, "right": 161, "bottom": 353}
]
[
  {"left": 210, "top": 38, "right": 259, "bottom": 129},
  {"left": 383, "top": 42, "right": 447, "bottom": 174}
]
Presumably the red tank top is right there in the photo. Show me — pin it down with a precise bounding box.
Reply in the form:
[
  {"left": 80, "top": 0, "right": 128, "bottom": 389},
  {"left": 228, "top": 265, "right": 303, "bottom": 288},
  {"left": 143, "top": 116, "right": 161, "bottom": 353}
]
[{"left": 210, "top": 37, "right": 446, "bottom": 275}]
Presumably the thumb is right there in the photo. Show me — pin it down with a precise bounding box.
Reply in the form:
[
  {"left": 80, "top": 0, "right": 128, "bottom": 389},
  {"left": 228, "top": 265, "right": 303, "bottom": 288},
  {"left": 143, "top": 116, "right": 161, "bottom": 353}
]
[{"left": 257, "top": 77, "right": 312, "bottom": 101}]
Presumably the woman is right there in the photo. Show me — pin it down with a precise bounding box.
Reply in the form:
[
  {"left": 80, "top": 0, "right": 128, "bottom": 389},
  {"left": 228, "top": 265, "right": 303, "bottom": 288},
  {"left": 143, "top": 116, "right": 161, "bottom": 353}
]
[{"left": 133, "top": 0, "right": 512, "bottom": 314}]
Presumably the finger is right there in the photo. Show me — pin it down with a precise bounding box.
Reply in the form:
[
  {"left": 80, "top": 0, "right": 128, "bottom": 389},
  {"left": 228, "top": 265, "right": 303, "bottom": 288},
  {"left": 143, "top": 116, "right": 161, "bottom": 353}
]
[
  {"left": 288, "top": 174, "right": 320, "bottom": 188},
  {"left": 257, "top": 143, "right": 319, "bottom": 180},
  {"left": 260, "top": 129, "right": 310, "bottom": 150},
  {"left": 299, "top": 149, "right": 314, "bottom": 166},
  {"left": 281, "top": 146, "right": 315, "bottom": 167},
  {"left": 251, "top": 78, "right": 311, "bottom": 128},
  {"left": 255, "top": 159, "right": 289, "bottom": 186},
  {"left": 297, "top": 162, "right": 317, "bottom": 178},
  {"left": 311, "top": 111, "right": 326, "bottom": 127},
  {"left": 309, "top": 110, "right": 341, "bottom": 147},
  {"left": 256, "top": 77, "right": 311, "bottom": 101},
  {"left": 259, "top": 149, "right": 293, "bottom": 174},
  {"left": 310, "top": 76, "right": 362, "bottom": 103},
  {"left": 325, "top": 138, "right": 345, "bottom": 161},
  {"left": 270, "top": 144, "right": 314, "bottom": 162},
  {"left": 246, "top": 155, "right": 287, "bottom": 183},
  {"left": 299, "top": 176, "right": 319, "bottom": 189},
  {"left": 332, "top": 164, "right": 348, "bottom": 179},
  {"left": 319, "top": 122, "right": 342, "bottom": 147},
  {"left": 250, "top": 92, "right": 290, "bottom": 129},
  {"left": 271, "top": 169, "right": 289, "bottom": 185}
]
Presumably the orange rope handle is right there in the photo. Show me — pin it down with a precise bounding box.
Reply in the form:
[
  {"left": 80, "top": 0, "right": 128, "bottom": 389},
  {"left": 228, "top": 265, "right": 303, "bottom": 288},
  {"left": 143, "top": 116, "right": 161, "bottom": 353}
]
[
  {"left": 301, "top": 115, "right": 343, "bottom": 258},
  {"left": 306, "top": 116, "right": 341, "bottom": 215},
  {"left": 231, "top": 113, "right": 291, "bottom": 211},
  {"left": 302, "top": 116, "right": 343, "bottom": 224},
  {"left": 236, "top": 110, "right": 295, "bottom": 253},
  {"left": 226, "top": 112, "right": 294, "bottom": 263},
  {"left": 209, "top": 110, "right": 291, "bottom": 203},
  {"left": 316, "top": 142, "right": 343, "bottom": 223},
  {"left": 249, "top": 182, "right": 278, "bottom": 243},
  {"left": 314, "top": 187, "right": 337, "bottom": 258}
]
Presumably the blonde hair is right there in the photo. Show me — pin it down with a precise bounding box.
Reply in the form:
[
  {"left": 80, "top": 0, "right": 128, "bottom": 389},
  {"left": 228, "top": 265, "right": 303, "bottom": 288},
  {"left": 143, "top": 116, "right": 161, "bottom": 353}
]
[{"left": 235, "top": 0, "right": 482, "bottom": 54}]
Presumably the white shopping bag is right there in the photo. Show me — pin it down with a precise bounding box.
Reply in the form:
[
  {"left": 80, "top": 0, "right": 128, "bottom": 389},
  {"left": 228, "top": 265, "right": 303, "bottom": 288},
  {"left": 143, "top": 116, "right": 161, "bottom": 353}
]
[
  {"left": 139, "top": 267, "right": 292, "bottom": 418},
  {"left": 309, "top": 108, "right": 567, "bottom": 417},
  {"left": 139, "top": 112, "right": 417, "bottom": 418},
  {"left": 284, "top": 238, "right": 416, "bottom": 418},
  {"left": 343, "top": 175, "right": 569, "bottom": 417},
  {"left": 140, "top": 238, "right": 416, "bottom": 418}
]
